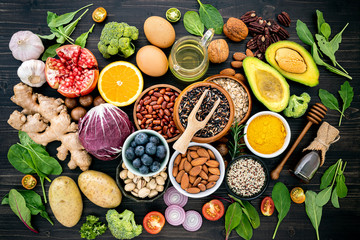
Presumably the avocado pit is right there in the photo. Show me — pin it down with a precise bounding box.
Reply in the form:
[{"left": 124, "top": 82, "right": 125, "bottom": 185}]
[{"left": 275, "top": 48, "right": 307, "bottom": 74}]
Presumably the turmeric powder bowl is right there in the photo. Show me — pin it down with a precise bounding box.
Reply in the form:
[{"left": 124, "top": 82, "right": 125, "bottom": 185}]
[{"left": 244, "top": 111, "right": 291, "bottom": 158}]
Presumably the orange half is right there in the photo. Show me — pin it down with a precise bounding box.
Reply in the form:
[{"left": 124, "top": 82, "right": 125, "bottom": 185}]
[{"left": 98, "top": 61, "right": 143, "bottom": 106}]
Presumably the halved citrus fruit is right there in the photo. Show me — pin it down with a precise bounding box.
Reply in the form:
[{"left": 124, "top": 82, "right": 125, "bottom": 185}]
[{"left": 98, "top": 61, "right": 143, "bottom": 106}]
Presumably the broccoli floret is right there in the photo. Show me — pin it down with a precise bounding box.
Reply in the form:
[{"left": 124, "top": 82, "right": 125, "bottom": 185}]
[
  {"left": 98, "top": 22, "right": 138, "bottom": 59},
  {"left": 106, "top": 209, "right": 142, "bottom": 240},
  {"left": 79, "top": 215, "right": 107, "bottom": 240},
  {"left": 283, "top": 92, "right": 311, "bottom": 118}
]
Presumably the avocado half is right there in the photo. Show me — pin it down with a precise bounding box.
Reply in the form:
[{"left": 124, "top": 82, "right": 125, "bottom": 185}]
[
  {"left": 243, "top": 57, "right": 290, "bottom": 112},
  {"left": 265, "top": 41, "right": 319, "bottom": 87}
]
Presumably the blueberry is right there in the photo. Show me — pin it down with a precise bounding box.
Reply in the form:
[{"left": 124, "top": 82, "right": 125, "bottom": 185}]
[
  {"left": 125, "top": 147, "right": 135, "bottom": 160},
  {"left": 141, "top": 154, "right": 153, "bottom": 166},
  {"left": 132, "top": 158, "right": 141, "bottom": 168},
  {"left": 150, "top": 161, "right": 161, "bottom": 172},
  {"left": 145, "top": 142, "right": 157, "bottom": 155},
  {"left": 149, "top": 136, "right": 160, "bottom": 145},
  {"left": 134, "top": 132, "right": 149, "bottom": 145},
  {"left": 139, "top": 165, "right": 149, "bottom": 174},
  {"left": 156, "top": 145, "right": 166, "bottom": 159},
  {"left": 134, "top": 145, "right": 145, "bottom": 157},
  {"left": 130, "top": 140, "right": 137, "bottom": 148}
]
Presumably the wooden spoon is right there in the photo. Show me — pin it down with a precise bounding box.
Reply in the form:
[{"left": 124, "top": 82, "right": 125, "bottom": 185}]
[
  {"left": 173, "top": 89, "right": 220, "bottom": 154},
  {"left": 270, "top": 103, "right": 327, "bottom": 180}
]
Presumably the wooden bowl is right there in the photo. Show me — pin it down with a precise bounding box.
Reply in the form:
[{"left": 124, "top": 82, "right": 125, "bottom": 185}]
[
  {"left": 173, "top": 81, "right": 235, "bottom": 143},
  {"left": 133, "top": 84, "right": 182, "bottom": 143},
  {"left": 204, "top": 74, "right": 252, "bottom": 125}
]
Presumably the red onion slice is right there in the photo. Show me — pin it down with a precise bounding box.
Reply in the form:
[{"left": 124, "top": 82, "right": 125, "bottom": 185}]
[
  {"left": 182, "top": 210, "right": 202, "bottom": 232},
  {"left": 163, "top": 186, "right": 188, "bottom": 207},
  {"left": 165, "top": 205, "right": 185, "bottom": 226}
]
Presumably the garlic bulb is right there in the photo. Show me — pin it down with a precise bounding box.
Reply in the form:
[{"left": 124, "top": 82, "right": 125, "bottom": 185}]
[
  {"left": 17, "top": 60, "right": 46, "bottom": 87},
  {"left": 9, "top": 31, "right": 44, "bottom": 61}
]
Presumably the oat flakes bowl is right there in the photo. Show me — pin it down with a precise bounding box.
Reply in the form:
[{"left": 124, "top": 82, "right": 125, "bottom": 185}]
[{"left": 225, "top": 155, "right": 269, "bottom": 200}]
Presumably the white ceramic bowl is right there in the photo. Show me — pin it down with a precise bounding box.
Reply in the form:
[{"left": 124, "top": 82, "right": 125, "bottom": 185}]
[
  {"left": 122, "top": 129, "right": 170, "bottom": 177},
  {"left": 244, "top": 111, "right": 291, "bottom": 158},
  {"left": 168, "top": 142, "right": 225, "bottom": 198}
]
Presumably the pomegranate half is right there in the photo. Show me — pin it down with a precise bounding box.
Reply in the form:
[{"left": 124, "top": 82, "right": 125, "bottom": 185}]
[{"left": 45, "top": 45, "right": 99, "bottom": 98}]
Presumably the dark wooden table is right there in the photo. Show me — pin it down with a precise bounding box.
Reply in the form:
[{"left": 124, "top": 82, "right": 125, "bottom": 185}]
[{"left": 0, "top": 0, "right": 359, "bottom": 239}]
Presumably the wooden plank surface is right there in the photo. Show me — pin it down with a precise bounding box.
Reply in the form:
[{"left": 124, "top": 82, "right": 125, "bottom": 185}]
[{"left": 0, "top": 0, "right": 359, "bottom": 239}]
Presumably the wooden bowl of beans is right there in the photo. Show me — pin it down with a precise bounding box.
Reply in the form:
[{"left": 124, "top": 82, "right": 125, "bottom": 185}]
[{"left": 133, "top": 84, "right": 182, "bottom": 143}]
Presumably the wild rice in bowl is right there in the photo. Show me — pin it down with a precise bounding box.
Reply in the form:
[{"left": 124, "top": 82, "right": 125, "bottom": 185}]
[{"left": 226, "top": 157, "right": 266, "bottom": 198}]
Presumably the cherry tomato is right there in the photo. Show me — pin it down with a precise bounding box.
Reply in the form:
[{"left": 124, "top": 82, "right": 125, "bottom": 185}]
[
  {"left": 92, "top": 7, "right": 107, "bottom": 23},
  {"left": 22, "top": 175, "right": 37, "bottom": 190},
  {"left": 143, "top": 211, "right": 165, "bottom": 234},
  {"left": 290, "top": 187, "right": 306, "bottom": 204},
  {"left": 202, "top": 199, "right": 225, "bottom": 221},
  {"left": 261, "top": 197, "right": 275, "bottom": 216}
]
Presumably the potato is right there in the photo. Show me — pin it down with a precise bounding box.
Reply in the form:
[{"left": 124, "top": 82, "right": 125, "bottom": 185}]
[
  {"left": 78, "top": 170, "right": 122, "bottom": 208},
  {"left": 49, "top": 176, "right": 83, "bottom": 227}
]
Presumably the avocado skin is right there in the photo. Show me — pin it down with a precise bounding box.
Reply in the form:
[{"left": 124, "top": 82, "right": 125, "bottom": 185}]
[
  {"left": 265, "top": 40, "right": 319, "bottom": 87},
  {"left": 243, "top": 57, "right": 290, "bottom": 112}
]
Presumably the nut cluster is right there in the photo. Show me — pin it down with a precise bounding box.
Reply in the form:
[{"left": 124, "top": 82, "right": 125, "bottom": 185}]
[
  {"left": 240, "top": 10, "right": 291, "bottom": 60},
  {"left": 136, "top": 87, "right": 180, "bottom": 140},
  {"left": 219, "top": 49, "right": 254, "bottom": 81},
  {"left": 120, "top": 162, "right": 167, "bottom": 199},
  {"left": 172, "top": 146, "right": 220, "bottom": 194}
]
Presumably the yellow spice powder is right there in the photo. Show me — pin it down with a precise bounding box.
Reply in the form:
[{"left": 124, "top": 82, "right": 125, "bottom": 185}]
[{"left": 247, "top": 115, "right": 286, "bottom": 154}]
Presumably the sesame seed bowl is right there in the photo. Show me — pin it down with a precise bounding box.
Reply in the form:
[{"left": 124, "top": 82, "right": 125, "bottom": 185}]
[{"left": 225, "top": 155, "right": 269, "bottom": 200}]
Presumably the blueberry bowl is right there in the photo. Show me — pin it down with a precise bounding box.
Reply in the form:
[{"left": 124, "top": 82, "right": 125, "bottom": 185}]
[{"left": 122, "top": 129, "right": 170, "bottom": 177}]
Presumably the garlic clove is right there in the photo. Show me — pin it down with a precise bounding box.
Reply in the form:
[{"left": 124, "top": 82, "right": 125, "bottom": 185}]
[
  {"left": 17, "top": 60, "right": 46, "bottom": 88},
  {"left": 9, "top": 31, "right": 44, "bottom": 61}
]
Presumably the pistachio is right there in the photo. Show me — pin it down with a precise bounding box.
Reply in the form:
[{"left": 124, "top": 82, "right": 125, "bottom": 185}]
[
  {"left": 149, "top": 179, "right": 157, "bottom": 189},
  {"left": 160, "top": 171, "right": 168, "bottom": 179},
  {"left": 124, "top": 183, "right": 136, "bottom": 192},
  {"left": 275, "top": 48, "right": 306, "bottom": 73},
  {"left": 149, "top": 189, "right": 159, "bottom": 198},
  {"left": 124, "top": 178, "right": 133, "bottom": 184},
  {"left": 122, "top": 162, "right": 127, "bottom": 169},
  {"left": 127, "top": 171, "right": 135, "bottom": 179},
  {"left": 132, "top": 176, "right": 140, "bottom": 184},
  {"left": 156, "top": 176, "right": 165, "bottom": 185},
  {"left": 156, "top": 185, "right": 164, "bottom": 192},
  {"left": 137, "top": 179, "right": 146, "bottom": 190},
  {"left": 133, "top": 188, "right": 139, "bottom": 193},
  {"left": 138, "top": 188, "right": 151, "bottom": 198},
  {"left": 120, "top": 170, "right": 128, "bottom": 179},
  {"left": 131, "top": 191, "right": 139, "bottom": 197},
  {"left": 143, "top": 176, "right": 151, "bottom": 182}
]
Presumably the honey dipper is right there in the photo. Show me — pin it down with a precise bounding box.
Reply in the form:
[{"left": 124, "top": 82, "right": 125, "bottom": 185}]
[{"left": 270, "top": 103, "right": 327, "bottom": 180}]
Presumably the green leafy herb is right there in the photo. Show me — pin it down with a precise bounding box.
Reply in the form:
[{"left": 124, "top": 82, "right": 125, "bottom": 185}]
[
  {"left": 2, "top": 190, "right": 53, "bottom": 225},
  {"left": 320, "top": 161, "right": 338, "bottom": 190},
  {"left": 41, "top": 43, "right": 61, "bottom": 61},
  {"left": 80, "top": 215, "right": 107, "bottom": 240},
  {"left": 75, "top": 24, "right": 95, "bottom": 48},
  {"left": 229, "top": 195, "right": 260, "bottom": 229},
  {"left": 329, "top": 23, "right": 348, "bottom": 56},
  {"left": 7, "top": 131, "right": 62, "bottom": 203},
  {"left": 272, "top": 182, "right": 291, "bottom": 239},
  {"left": 336, "top": 174, "right": 348, "bottom": 198},
  {"left": 316, "top": 10, "right": 325, "bottom": 34},
  {"left": 183, "top": 11, "right": 204, "bottom": 36},
  {"left": 48, "top": 4, "right": 93, "bottom": 28},
  {"left": 316, "top": 186, "right": 333, "bottom": 207},
  {"left": 197, "top": 0, "right": 224, "bottom": 34},
  {"left": 225, "top": 202, "right": 242, "bottom": 240},
  {"left": 38, "top": 33, "right": 56, "bottom": 40},
  {"left": 296, "top": 20, "right": 315, "bottom": 46},
  {"left": 235, "top": 213, "right": 253, "bottom": 240},
  {"left": 320, "top": 23, "right": 331, "bottom": 41},
  {"left": 319, "top": 81, "right": 353, "bottom": 126},
  {"left": 228, "top": 123, "right": 246, "bottom": 160},
  {"left": 305, "top": 190, "right": 322, "bottom": 240},
  {"left": 331, "top": 187, "right": 340, "bottom": 208}
]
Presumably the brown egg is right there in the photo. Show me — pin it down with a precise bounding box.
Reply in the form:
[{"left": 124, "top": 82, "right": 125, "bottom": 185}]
[
  {"left": 136, "top": 45, "right": 168, "bottom": 77},
  {"left": 144, "top": 16, "right": 176, "bottom": 48}
]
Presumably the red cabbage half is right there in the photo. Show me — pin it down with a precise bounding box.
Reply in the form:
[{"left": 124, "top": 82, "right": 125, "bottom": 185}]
[{"left": 78, "top": 103, "right": 134, "bottom": 161}]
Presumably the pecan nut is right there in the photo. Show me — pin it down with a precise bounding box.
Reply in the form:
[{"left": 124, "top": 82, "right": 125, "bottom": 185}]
[
  {"left": 248, "top": 18, "right": 266, "bottom": 34},
  {"left": 254, "top": 49, "right": 265, "bottom": 60},
  {"left": 270, "top": 33, "right": 280, "bottom": 44},
  {"left": 278, "top": 26, "right": 290, "bottom": 39},
  {"left": 257, "top": 35, "right": 270, "bottom": 53},
  {"left": 267, "top": 19, "right": 281, "bottom": 33},
  {"left": 277, "top": 11, "right": 291, "bottom": 27},
  {"left": 246, "top": 35, "right": 260, "bottom": 50},
  {"left": 240, "top": 10, "right": 258, "bottom": 24}
]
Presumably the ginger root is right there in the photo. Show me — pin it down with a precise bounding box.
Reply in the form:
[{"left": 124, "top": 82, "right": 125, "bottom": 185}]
[{"left": 8, "top": 83, "right": 91, "bottom": 171}]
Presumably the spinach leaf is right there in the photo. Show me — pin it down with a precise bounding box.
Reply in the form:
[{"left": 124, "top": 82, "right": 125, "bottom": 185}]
[
  {"left": 47, "top": 11, "right": 58, "bottom": 25},
  {"left": 26, "top": 144, "right": 62, "bottom": 176},
  {"left": 225, "top": 202, "right": 242, "bottom": 240},
  {"left": 338, "top": 81, "right": 354, "bottom": 126},
  {"left": 75, "top": 24, "right": 95, "bottom": 48},
  {"left": 197, "top": 0, "right": 224, "bottom": 34},
  {"left": 316, "top": 186, "right": 332, "bottom": 207},
  {"left": 305, "top": 191, "right": 322, "bottom": 240},
  {"left": 320, "top": 23, "right": 331, "bottom": 41},
  {"left": 42, "top": 43, "right": 61, "bottom": 61},
  {"left": 183, "top": 11, "right": 204, "bottom": 36},
  {"left": 8, "top": 145, "right": 36, "bottom": 174},
  {"left": 336, "top": 174, "right": 348, "bottom": 198},
  {"left": 48, "top": 4, "right": 93, "bottom": 28},
  {"left": 296, "top": 20, "right": 315, "bottom": 46},
  {"left": 316, "top": 10, "right": 326, "bottom": 35},
  {"left": 272, "top": 182, "right": 291, "bottom": 239},
  {"left": 316, "top": 34, "right": 336, "bottom": 65},
  {"left": 320, "top": 161, "right": 338, "bottom": 190},
  {"left": 229, "top": 195, "right": 260, "bottom": 229},
  {"left": 37, "top": 33, "right": 56, "bottom": 40},
  {"left": 318, "top": 89, "right": 339, "bottom": 111},
  {"left": 235, "top": 213, "right": 253, "bottom": 240},
  {"left": 331, "top": 187, "right": 340, "bottom": 208},
  {"left": 8, "top": 189, "right": 38, "bottom": 233},
  {"left": 329, "top": 23, "right": 348, "bottom": 54}
]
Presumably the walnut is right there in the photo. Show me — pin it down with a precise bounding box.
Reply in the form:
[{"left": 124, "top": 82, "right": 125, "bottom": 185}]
[
  {"left": 208, "top": 39, "right": 229, "bottom": 63},
  {"left": 223, "top": 17, "right": 248, "bottom": 42}
]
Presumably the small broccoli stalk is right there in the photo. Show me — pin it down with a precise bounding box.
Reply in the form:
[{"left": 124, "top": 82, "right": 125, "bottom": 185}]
[
  {"left": 106, "top": 209, "right": 142, "bottom": 240},
  {"left": 283, "top": 92, "right": 311, "bottom": 118}
]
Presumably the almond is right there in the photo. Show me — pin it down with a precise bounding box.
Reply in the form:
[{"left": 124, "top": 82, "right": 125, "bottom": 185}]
[
  {"left": 181, "top": 153, "right": 186, "bottom": 158},
  {"left": 172, "top": 166, "right": 178, "bottom": 178},
  {"left": 233, "top": 52, "right": 247, "bottom": 61},
  {"left": 206, "top": 181, "right": 216, "bottom": 189},
  {"left": 197, "top": 148, "right": 210, "bottom": 158},
  {"left": 246, "top": 48, "right": 254, "bottom": 57},
  {"left": 189, "top": 175, "right": 196, "bottom": 184},
  {"left": 176, "top": 170, "right": 185, "bottom": 183},
  {"left": 234, "top": 73, "right": 246, "bottom": 82},
  {"left": 201, "top": 180, "right": 208, "bottom": 185},
  {"left": 179, "top": 158, "right": 186, "bottom": 171},
  {"left": 184, "top": 160, "right": 192, "bottom": 172},
  {"left": 206, "top": 160, "right": 220, "bottom": 168},
  {"left": 231, "top": 61, "right": 243, "bottom": 68},
  {"left": 193, "top": 177, "right": 202, "bottom": 187},
  {"left": 208, "top": 175, "right": 220, "bottom": 182},
  {"left": 180, "top": 173, "right": 189, "bottom": 190},
  {"left": 189, "top": 166, "right": 202, "bottom": 176},
  {"left": 186, "top": 187, "right": 200, "bottom": 194},
  {"left": 199, "top": 170, "right": 208, "bottom": 180},
  {"left": 208, "top": 167, "right": 220, "bottom": 175},
  {"left": 198, "top": 183, "right": 206, "bottom": 192},
  {"left": 220, "top": 68, "right": 235, "bottom": 76},
  {"left": 207, "top": 149, "right": 216, "bottom": 160},
  {"left": 187, "top": 151, "right": 192, "bottom": 161},
  {"left": 174, "top": 154, "right": 181, "bottom": 167},
  {"left": 189, "top": 151, "right": 199, "bottom": 159},
  {"left": 188, "top": 146, "right": 200, "bottom": 151},
  {"left": 191, "top": 157, "right": 208, "bottom": 166},
  {"left": 202, "top": 165, "right": 209, "bottom": 174}
]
